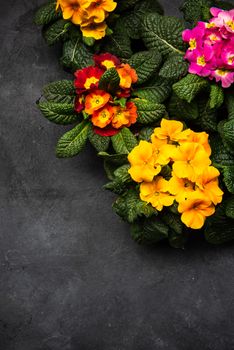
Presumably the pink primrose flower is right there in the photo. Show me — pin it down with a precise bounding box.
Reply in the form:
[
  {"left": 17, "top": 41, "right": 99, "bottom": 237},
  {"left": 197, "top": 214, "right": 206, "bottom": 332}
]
[{"left": 210, "top": 68, "right": 234, "bottom": 88}]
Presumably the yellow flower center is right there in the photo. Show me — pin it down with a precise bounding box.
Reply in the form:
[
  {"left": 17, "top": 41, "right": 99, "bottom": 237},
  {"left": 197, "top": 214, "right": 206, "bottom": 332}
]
[
  {"left": 228, "top": 56, "right": 234, "bottom": 64},
  {"left": 216, "top": 69, "right": 229, "bottom": 76},
  {"left": 206, "top": 22, "right": 215, "bottom": 28},
  {"left": 226, "top": 20, "right": 234, "bottom": 31},
  {"left": 209, "top": 34, "right": 219, "bottom": 41},
  {"left": 84, "top": 77, "right": 99, "bottom": 89},
  {"left": 197, "top": 55, "right": 206, "bottom": 67},
  {"left": 189, "top": 38, "right": 196, "bottom": 50},
  {"left": 102, "top": 60, "right": 116, "bottom": 69}
]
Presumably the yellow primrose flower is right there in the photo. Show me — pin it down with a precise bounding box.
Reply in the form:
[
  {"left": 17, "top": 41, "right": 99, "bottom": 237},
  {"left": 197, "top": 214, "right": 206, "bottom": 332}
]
[
  {"left": 82, "top": 0, "right": 117, "bottom": 23},
  {"left": 172, "top": 142, "right": 211, "bottom": 182},
  {"left": 178, "top": 192, "right": 215, "bottom": 229},
  {"left": 80, "top": 21, "right": 107, "bottom": 39},
  {"left": 57, "top": 0, "right": 87, "bottom": 25},
  {"left": 196, "top": 166, "right": 223, "bottom": 205},
  {"left": 128, "top": 141, "right": 161, "bottom": 183},
  {"left": 168, "top": 174, "right": 195, "bottom": 202},
  {"left": 152, "top": 118, "right": 190, "bottom": 144},
  {"left": 140, "top": 176, "right": 175, "bottom": 211},
  {"left": 180, "top": 130, "right": 211, "bottom": 156}
]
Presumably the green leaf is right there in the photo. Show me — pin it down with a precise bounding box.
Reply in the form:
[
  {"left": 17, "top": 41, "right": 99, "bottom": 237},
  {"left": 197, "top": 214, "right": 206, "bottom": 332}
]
[
  {"left": 161, "top": 211, "right": 183, "bottom": 235},
  {"left": 173, "top": 74, "right": 209, "bottom": 103},
  {"left": 226, "top": 196, "right": 234, "bottom": 219},
  {"left": 131, "top": 216, "right": 169, "bottom": 244},
  {"left": 210, "top": 135, "right": 234, "bottom": 167},
  {"left": 139, "top": 127, "right": 155, "bottom": 141},
  {"left": 56, "top": 121, "right": 90, "bottom": 158},
  {"left": 82, "top": 36, "right": 95, "bottom": 46},
  {"left": 134, "top": 0, "right": 164, "bottom": 16},
  {"left": 209, "top": 84, "right": 224, "bottom": 110},
  {"left": 88, "top": 128, "right": 110, "bottom": 152},
  {"left": 141, "top": 13, "right": 186, "bottom": 56},
  {"left": 98, "top": 151, "right": 128, "bottom": 165},
  {"left": 128, "top": 50, "right": 162, "bottom": 85},
  {"left": 222, "top": 166, "right": 234, "bottom": 194},
  {"left": 116, "top": 0, "right": 141, "bottom": 12},
  {"left": 195, "top": 97, "right": 217, "bottom": 132},
  {"left": 38, "top": 101, "right": 79, "bottom": 125},
  {"left": 214, "top": 0, "right": 234, "bottom": 11},
  {"left": 180, "top": 0, "right": 212, "bottom": 24},
  {"left": 113, "top": 189, "right": 156, "bottom": 223},
  {"left": 43, "top": 80, "right": 76, "bottom": 103},
  {"left": 168, "top": 230, "right": 188, "bottom": 249},
  {"left": 61, "top": 37, "right": 93, "bottom": 71},
  {"left": 111, "top": 128, "right": 138, "bottom": 154},
  {"left": 35, "top": 2, "right": 62, "bottom": 25},
  {"left": 159, "top": 53, "right": 188, "bottom": 80},
  {"left": 43, "top": 19, "right": 71, "bottom": 45},
  {"left": 218, "top": 119, "right": 234, "bottom": 150},
  {"left": 133, "top": 76, "right": 172, "bottom": 104},
  {"left": 98, "top": 68, "right": 120, "bottom": 94},
  {"left": 168, "top": 93, "right": 199, "bottom": 121},
  {"left": 134, "top": 99, "right": 166, "bottom": 124},
  {"left": 226, "top": 93, "right": 234, "bottom": 120},
  {"left": 104, "top": 164, "right": 132, "bottom": 194}
]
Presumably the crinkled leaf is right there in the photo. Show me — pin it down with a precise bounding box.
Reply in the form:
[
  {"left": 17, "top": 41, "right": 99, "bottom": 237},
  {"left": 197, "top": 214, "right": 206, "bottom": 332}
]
[
  {"left": 104, "top": 164, "right": 132, "bottom": 194},
  {"left": 38, "top": 101, "right": 79, "bottom": 125},
  {"left": 141, "top": 13, "right": 186, "bottom": 56},
  {"left": 173, "top": 74, "right": 209, "bottom": 103},
  {"left": 209, "top": 84, "right": 224, "bottom": 110},
  {"left": 161, "top": 211, "right": 183, "bottom": 235},
  {"left": 210, "top": 135, "right": 234, "bottom": 167},
  {"left": 133, "top": 76, "right": 172, "bottom": 104},
  {"left": 43, "top": 80, "right": 76, "bottom": 103},
  {"left": 139, "top": 127, "right": 155, "bottom": 141},
  {"left": 35, "top": 2, "right": 62, "bottom": 25},
  {"left": 56, "top": 121, "right": 90, "bottom": 158},
  {"left": 131, "top": 216, "right": 169, "bottom": 244},
  {"left": 116, "top": 0, "right": 141, "bottom": 13},
  {"left": 159, "top": 53, "right": 188, "bottom": 80},
  {"left": 61, "top": 37, "right": 93, "bottom": 71},
  {"left": 43, "top": 19, "right": 71, "bottom": 45},
  {"left": 168, "top": 93, "right": 199, "bottom": 120},
  {"left": 180, "top": 0, "right": 212, "bottom": 24},
  {"left": 134, "top": 99, "right": 166, "bottom": 124},
  {"left": 218, "top": 119, "right": 234, "bottom": 151},
  {"left": 222, "top": 166, "right": 234, "bottom": 194},
  {"left": 227, "top": 93, "right": 234, "bottom": 120},
  {"left": 195, "top": 97, "right": 217, "bottom": 132},
  {"left": 111, "top": 128, "right": 137, "bottom": 154},
  {"left": 226, "top": 196, "right": 234, "bottom": 219},
  {"left": 98, "top": 68, "right": 120, "bottom": 94},
  {"left": 128, "top": 50, "right": 162, "bottom": 85},
  {"left": 88, "top": 128, "right": 110, "bottom": 152}
]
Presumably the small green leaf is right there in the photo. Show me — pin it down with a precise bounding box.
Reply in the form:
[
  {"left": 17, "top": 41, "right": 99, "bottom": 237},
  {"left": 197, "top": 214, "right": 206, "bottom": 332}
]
[
  {"left": 98, "top": 152, "right": 128, "bottom": 165},
  {"left": 222, "top": 166, "right": 234, "bottom": 194},
  {"left": 128, "top": 50, "right": 162, "bottom": 85},
  {"left": 133, "top": 76, "right": 172, "bottom": 104},
  {"left": 218, "top": 119, "right": 234, "bottom": 150},
  {"left": 180, "top": 0, "right": 212, "bottom": 24},
  {"left": 159, "top": 53, "right": 188, "bottom": 80},
  {"left": 43, "top": 80, "right": 76, "bottom": 103},
  {"left": 56, "top": 121, "right": 90, "bottom": 158},
  {"left": 43, "top": 19, "right": 71, "bottom": 45},
  {"left": 111, "top": 128, "right": 138, "bottom": 154},
  {"left": 116, "top": 0, "right": 141, "bottom": 12},
  {"left": 82, "top": 36, "right": 95, "bottom": 46},
  {"left": 61, "top": 37, "right": 93, "bottom": 71},
  {"left": 173, "top": 74, "right": 209, "bottom": 103},
  {"left": 104, "top": 164, "right": 132, "bottom": 195},
  {"left": 195, "top": 97, "right": 217, "bottom": 132},
  {"left": 98, "top": 68, "right": 120, "bottom": 94},
  {"left": 168, "top": 93, "right": 199, "bottom": 120},
  {"left": 131, "top": 216, "right": 169, "bottom": 244},
  {"left": 88, "top": 128, "right": 110, "bottom": 152},
  {"left": 35, "top": 2, "right": 62, "bottom": 25},
  {"left": 139, "top": 127, "right": 155, "bottom": 141},
  {"left": 38, "top": 101, "right": 78, "bottom": 125},
  {"left": 161, "top": 211, "right": 182, "bottom": 235},
  {"left": 227, "top": 93, "right": 234, "bottom": 120},
  {"left": 209, "top": 84, "right": 224, "bottom": 110},
  {"left": 134, "top": 99, "right": 166, "bottom": 124}
]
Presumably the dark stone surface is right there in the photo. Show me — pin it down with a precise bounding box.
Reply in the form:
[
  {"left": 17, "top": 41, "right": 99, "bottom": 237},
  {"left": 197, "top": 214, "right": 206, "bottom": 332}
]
[{"left": 1, "top": 1, "right": 234, "bottom": 349}]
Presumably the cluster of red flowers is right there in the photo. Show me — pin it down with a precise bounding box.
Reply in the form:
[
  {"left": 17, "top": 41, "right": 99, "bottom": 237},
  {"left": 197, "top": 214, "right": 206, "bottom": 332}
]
[{"left": 74, "top": 53, "right": 138, "bottom": 136}]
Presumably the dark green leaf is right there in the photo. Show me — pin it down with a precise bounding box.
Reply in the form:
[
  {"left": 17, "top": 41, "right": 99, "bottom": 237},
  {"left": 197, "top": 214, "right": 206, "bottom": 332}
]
[
  {"left": 173, "top": 74, "right": 209, "bottom": 103},
  {"left": 43, "top": 80, "right": 76, "bottom": 103},
  {"left": 226, "top": 93, "right": 234, "bottom": 120},
  {"left": 133, "top": 76, "right": 172, "bottom": 104},
  {"left": 210, "top": 135, "right": 234, "bottom": 167},
  {"left": 98, "top": 68, "right": 120, "bottom": 94},
  {"left": 111, "top": 128, "right": 138, "bottom": 154},
  {"left": 226, "top": 196, "right": 234, "bottom": 219},
  {"left": 222, "top": 166, "right": 234, "bottom": 194},
  {"left": 159, "top": 53, "right": 188, "bottom": 80},
  {"left": 38, "top": 101, "right": 78, "bottom": 125},
  {"left": 134, "top": 99, "right": 166, "bottom": 124},
  {"left": 43, "top": 19, "right": 71, "bottom": 45},
  {"left": 35, "top": 2, "right": 62, "bottom": 25},
  {"left": 180, "top": 0, "right": 212, "bottom": 24},
  {"left": 61, "top": 37, "right": 93, "bottom": 71},
  {"left": 88, "top": 128, "right": 110, "bottom": 152},
  {"left": 168, "top": 93, "right": 199, "bottom": 120},
  {"left": 209, "top": 84, "right": 224, "bottom": 110},
  {"left": 131, "top": 216, "right": 169, "bottom": 244},
  {"left": 139, "top": 127, "right": 155, "bottom": 141}
]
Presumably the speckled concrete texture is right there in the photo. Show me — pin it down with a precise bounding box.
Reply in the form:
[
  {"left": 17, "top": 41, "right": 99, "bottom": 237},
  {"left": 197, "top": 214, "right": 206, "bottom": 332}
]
[{"left": 1, "top": 1, "right": 234, "bottom": 349}]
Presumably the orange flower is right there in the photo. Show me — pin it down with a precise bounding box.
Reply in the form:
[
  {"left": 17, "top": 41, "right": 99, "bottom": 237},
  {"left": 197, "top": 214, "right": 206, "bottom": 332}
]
[
  {"left": 94, "top": 53, "right": 120, "bottom": 70},
  {"left": 91, "top": 104, "right": 114, "bottom": 128},
  {"left": 172, "top": 142, "right": 211, "bottom": 182},
  {"left": 168, "top": 175, "right": 195, "bottom": 202},
  {"left": 178, "top": 192, "right": 215, "bottom": 229},
  {"left": 117, "top": 64, "right": 138, "bottom": 89},
  {"left": 140, "top": 177, "right": 174, "bottom": 211},
  {"left": 152, "top": 118, "right": 190, "bottom": 144},
  {"left": 82, "top": 0, "right": 117, "bottom": 23},
  {"left": 196, "top": 166, "right": 223, "bottom": 205},
  {"left": 128, "top": 141, "right": 161, "bottom": 183},
  {"left": 112, "top": 102, "right": 137, "bottom": 129},
  {"left": 57, "top": 0, "right": 87, "bottom": 25},
  {"left": 74, "top": 66, "right": 103, "bottom": 94},
  {"left": 85, "top": 89, "right": 111, "bottom": 114},
  {"left": 80, "top": 21, "right": 107, "bottom": 39}
]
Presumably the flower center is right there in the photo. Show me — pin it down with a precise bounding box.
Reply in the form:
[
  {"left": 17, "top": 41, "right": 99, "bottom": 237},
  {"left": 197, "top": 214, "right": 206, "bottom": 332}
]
[
  {"left": 228, "top": 55, "right": 234, "bottom": 64},
  {"left": 216, "top": 69, "right": 228, "bottom": 76},
  {"left": 197, "top": 55, "right": 206, "bottom": 67},
  {"left": 206, "top": 22, "right": 215, "bottom": 28},
  {"left": 189, "top": 38, "right": 196, "bottom": 50},
  {"left": 84, "top": 77, "right": 99, "bottom": 89},
  {"left": 226, "top": 20, "right": 234, "bottom": 31}
]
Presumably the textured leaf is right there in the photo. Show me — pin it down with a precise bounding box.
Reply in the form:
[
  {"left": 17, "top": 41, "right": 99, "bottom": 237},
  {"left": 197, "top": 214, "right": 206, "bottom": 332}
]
[
  {"left": 88, "top": 128, "right": 110, "bottom": 152},
  {"left": 43, "top": 19, "right": 71, "bottom": 45},
  {"left": 218, "top": 119, "right": 234, "bottom": 150},
  {"left": 134, "top": 99, "right": 166, "bottom": 124},
  {"left": 161, "top": 211, "right": 183, "bottom": 235},
  {"left": 35, "top": 2, "right": 62, "bottom": 25},
  {"left": 98, "top": 68, "right": 120, "bottom": 94},
  {"left": 141, "top": 13, "right": 186, "bottom": 56},
  {"left": 214, "top": 0, "right": 234, "bottom": 11},
  {"left": 227, "top": 93, "right": 234, "bottom": 120},
  {"left": 168, "top": 93, "right": 199, "bottom": 120},
  {"left": 43, "top": 80, "right": 76, "bottom": 103},
  {"left": 180, "top": 0, "right": 212, "bottom": 24},
  {"left": 209, "top": 84, "right": 224, "bottom": 110},
  {"left": 104, "top": 165, "right": 132, "bottom": 194},
  {"left": 139, "top": 127, "right": 155, "bottom": 141},
  {"left": 133, "top": 76, "right": 172, "bottom": 103},
  {"left": 173, "top": 74, "right": 209, "bottom": 103},
  {"left": 210, "top": 135, "right": 234, "bottom": 167},
  {"left": 116, "top": 0, "right": 141, "bottom": 12},
  {"left": 56, "top": 121, "right": 90, "bottom": 158},
  {"left": 222, "top": 166, "right": 234, "bottom": 194},
  {"left": 113, "top": 190, "right": 156, "bottom": 223},
  {"left": 226, "top": 196, "right": 234, "bottom": 219},
  {"left": 134, "top": 0, "right": 164, "bottom": 16},
  {"left": 38, "top": 101, "right": 78, "bottom": 125},
  {"left": 128, "top": 50, "right": 162, "bottom": 85},
  {"left": 61, "top": 37, "right": 93, "bottom": 71},
  {"left": 159, "top": 53, "right": 188, "bottom": 80},
  {"left": 131, "top": 216, "right": 169, "bottom": 244},
  {"left": 98, "top": 152, "right": 128, "bottom": 165},
  {"left": 111, "top": 128, "right": 137, "bottom": 154},
  {"left": 195, "top": 98, "right": 217, "bottom": 132}
]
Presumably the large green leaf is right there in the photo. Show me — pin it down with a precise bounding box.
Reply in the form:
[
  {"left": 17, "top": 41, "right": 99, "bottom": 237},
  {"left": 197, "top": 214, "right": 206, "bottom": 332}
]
[
  {"left": 173, "top": 74, "right": 209, "bottom": 103},
  {"left": 38, "top": 101, "right": 79, "bottom": 125},
  {"left": 111, "top": 128, "right": 137, "bottom": 154},
  {"left": 210, "top": 135, "right": 234, "bottom": 167},
  {"left": 56, "top": 121, "right": 90, "bottom": 158},
  {"left": 141, "top": 13, "right": 186, "bottom": 56},
  {"left": 43, "top": 19, "right": 71, "bottom": 45},
  {"left": 35, "top": 2, "right": 62, "bottom": 25},
  {"left": 222, "top": 166, "right": 234, "bottom": 194},
  {"left": 159, "top": 53, "right": 188, "bottom": 80},
  {"left": 104, "top": 164, "right": 132, "bottom": 195},
  {"left": 43, "top": 80, "right": 76, "bottom": 103},
  {"left": 209, "top": 84, "right": 224, "bottom": 110},
  {"left": 134, "top": 99, "right": 166, "bottom": 124},
  {"left": 195, "top": 97, "right": 217, "bottom": 132},
  {"left": 131, "top": 216, "right": 169, "bottom": 244},
  {"left": 133, "top": 76, "right": 172, "bottom": 104},
  {"left": 168, "top": 93, "right": 199, "bottom": 121},
  {"left": 218, "top": 119, "right": 234, "bottom": 150},
  {"left": 180, "top": 0, "right": 212, "bottom": 24},
  {"left": 88, "top": 128, "right": 110, "bottom": 152},
  {"left": 98, "top": 68, "right": 120, "bottom": 94},
  {"left": 128, "top": 50, "right": 162, "bottom": 85},
  {"left": 61, "top": 37, "right": 93, "bottom": 70}
]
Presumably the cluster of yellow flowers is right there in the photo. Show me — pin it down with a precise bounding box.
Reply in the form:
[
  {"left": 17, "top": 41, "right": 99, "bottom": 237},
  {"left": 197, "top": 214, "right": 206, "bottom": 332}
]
[
  {"left": 128, "top": 119, "right": 223, "bottom": 230},
  {"left": 56, "top": 0, "right": 117, "bottom": 39}
]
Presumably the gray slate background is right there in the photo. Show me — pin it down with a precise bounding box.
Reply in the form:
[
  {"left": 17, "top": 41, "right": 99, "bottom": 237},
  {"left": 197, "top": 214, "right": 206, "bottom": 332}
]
[{"left": 1, "top": 1, "right": 234, "bottom": 349}]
